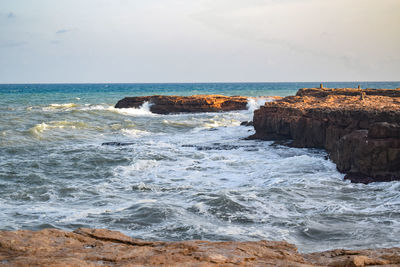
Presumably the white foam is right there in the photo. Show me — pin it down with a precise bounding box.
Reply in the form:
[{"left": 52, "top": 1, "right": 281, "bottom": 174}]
[
  {"left": 108, "top": 101, "right": 155, "bottom": 116},
  {"left": 246, "top": 98, "right": 267, "bottom": 113},
  {"left": 28, "top": 121, "right": 88, "bottom": 137},
  {"left": 117, "top": 160, "right": 159, "bottom": 175},
  {"left": 121, "top": 128, "right": 151, "bottom": 137},
  {"left": 137, "top": 199, "right": 157, "bottom": 204},
  {"left": 43, "top": 103, "right": 77, "bottom": 111},
  {"left": 80, "top": 104, "right": 108, "bottom": 111}
]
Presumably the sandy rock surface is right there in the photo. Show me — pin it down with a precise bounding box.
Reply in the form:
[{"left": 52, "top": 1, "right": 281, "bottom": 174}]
[{"left": 1, "top": 228, "right": 399, "bottom": 266}]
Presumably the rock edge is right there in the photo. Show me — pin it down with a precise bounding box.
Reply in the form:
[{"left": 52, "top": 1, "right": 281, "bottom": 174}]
[
  {"left": 250, "top": 87, "right": 400, "bottom": 184},
  {"left": 1, "top": 228, "right": 399, "bottom": 266}
]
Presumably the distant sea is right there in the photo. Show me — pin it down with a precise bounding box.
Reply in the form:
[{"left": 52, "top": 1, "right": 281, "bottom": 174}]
[{"left": 1, "top": 81, "right": 399, "bottom": 253}]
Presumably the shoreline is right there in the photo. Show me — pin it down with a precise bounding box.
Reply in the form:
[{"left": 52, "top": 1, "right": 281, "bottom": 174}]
[
  {"left": 1, "top": 228, "right": 399, "bottom": 266},
  {"left": 114, "top": 88, "right": 400, "bottom": 183},
  {"left": 2, "top": 88, "right": 399, "bottom": 265}
]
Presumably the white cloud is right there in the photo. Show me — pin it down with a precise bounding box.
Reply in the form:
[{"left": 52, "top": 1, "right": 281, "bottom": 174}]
[{"left": 0, "top": 0, "right": 399, "bottom": 82}]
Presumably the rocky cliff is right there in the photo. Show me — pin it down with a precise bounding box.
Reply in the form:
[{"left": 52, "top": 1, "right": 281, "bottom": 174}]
[
  {"left": 115, "top": 95, "right": 249, "bottom": 114},
  {"left": 251, "top": 88, "right": 400, "bottom": 184},
  {"left": 1, "top": 228, "right": 399, "bottom": 266}
]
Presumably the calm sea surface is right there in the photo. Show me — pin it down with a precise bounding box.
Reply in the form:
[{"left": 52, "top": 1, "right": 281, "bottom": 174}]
[{"left": 0, "top": 82, "right": 399, "bottom": 252}]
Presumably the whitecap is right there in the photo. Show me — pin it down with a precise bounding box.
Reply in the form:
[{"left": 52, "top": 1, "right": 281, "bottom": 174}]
[
  {"left": 80, "top": 104, "right": 108, "bottom": 111},
  {"left": 28, "top": 121, "right": 88, "bottom": 137},
  {"left": 246, "top": 97, "right": 278, "bottom": 113},
  {"left": 246, "top": 98, "right": 267, "bottom": 113},
  {"left": 137, "top": 199, "right": 157, "bottom": 204},
  {"left": 42, "top": 103, "right": 77, "bottom": 111},
  {"left": 108, "top": 101, "right": 155, "bottom": 116},
  {"left": 121, "top": 128, "right": 151, "bottom": 137}
]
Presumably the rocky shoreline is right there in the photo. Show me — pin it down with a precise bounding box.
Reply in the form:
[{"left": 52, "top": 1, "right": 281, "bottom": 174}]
[
  {"left": 1, "top": 228, "right": 399, "bottom": 266},
  {"left": 115, "top": 89, "right": 400, "bottom": 184},
  {"left": 30, "top": 90, "right": 398, "bottom": 266},
  {"left": 250, "top": 87, "right": 400, "bottom": 184}
]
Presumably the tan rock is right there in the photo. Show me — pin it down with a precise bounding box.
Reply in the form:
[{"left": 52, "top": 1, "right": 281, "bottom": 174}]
[
  {"left": 114, "top": 95, "right": 250, "bottom": 114},
  {"left": 250, "top": 88, "right": 400, "bottom": 183},
  {"left": 1, "top": 228, "right": 399, "bottom": 266}
]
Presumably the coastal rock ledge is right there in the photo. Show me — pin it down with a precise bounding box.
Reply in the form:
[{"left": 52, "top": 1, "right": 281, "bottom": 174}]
[
  {"left": 1, "top": 228, "right": 399, "bottom": 266},
  {"left": 250, "top": 87, "right": 400, "bottom": 184},
  {"left": 115, "top": 95, "right": 249, "bottom": 114}
]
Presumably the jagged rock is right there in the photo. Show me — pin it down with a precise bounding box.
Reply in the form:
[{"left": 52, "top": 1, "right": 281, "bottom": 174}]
[
  {"left": 115, "top": 95, "right": 249, "bottom": 114},
  {"left": 1, "top": 228, "right": 399, "bottom": 266},
  {"left": 101, "top": 142, "right": 135, "bottom": 146},
  {"left": 250, "top": 88, "right": 400, "bottom": 183},
  {"left": 182, "top": 143, "right": 258, "bottom": 151},
  {"left": 240, "top": 121, "right": 254, "bottom": 126}
]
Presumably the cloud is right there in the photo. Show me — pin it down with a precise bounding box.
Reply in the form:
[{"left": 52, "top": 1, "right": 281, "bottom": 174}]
[
  {"left": 7, "top": 12, "right": 16, "bottom": 19},
  {"left": 50, "top": 40, "right": 61, "bottom": 45},
  {"left": 0, "top": 41, "right": 27, "bottom": 48},
  {"left": 56, "top": 29, "right": 68, "bottom": 34}
]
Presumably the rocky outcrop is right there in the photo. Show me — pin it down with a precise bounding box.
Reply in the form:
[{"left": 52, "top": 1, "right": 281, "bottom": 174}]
[
  {"left": 251, "top": 88, "right": 400, "bottom": 183},
  {"left": 296, "top": 87, "right": 400, "bottom": 98},
  {"left": 304, "top": 248, "right": 400, "bottom": 267},
  {"left": 0, "top": 228, "right": 307, "bottom": 266},
  {"left": 115, "top": 95, "right": 249, "bottom": 114},
  {"left": 1, "top": 228, "right": 399, "bottom": 266}
]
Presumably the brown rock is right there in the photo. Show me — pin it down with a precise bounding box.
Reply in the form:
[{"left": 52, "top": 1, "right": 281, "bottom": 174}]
[
  {"left": 0, "top": 228, "right": 310, "bottom": 266},
  {"left": 250, "top": 88, "right": 400, "bottom": 183},
  {"left": 296, "top": 87, "right": 400, "bottom": 98},
  {"left": 114, "top": 95, "right": 250, "bottom": 114},
  {"left": 1, "top": 228, "right": 399, "bottom": 266},
  {"left": 304, "top": 248, "right": 400, "bottom": 267}
]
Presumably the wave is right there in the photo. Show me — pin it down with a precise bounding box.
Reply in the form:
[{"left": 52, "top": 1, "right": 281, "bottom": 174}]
[
  {"left": 39, "top": 98, "right": 269, "bottom": 117},
  {"left": 108, "top": 101, "right": 154, "bottom": 116},
  {"left": 246, "top": 97, "right": 276, "bottom": 113},
  {"left": 42, "top": 103, "right": 78, "bottom": 111},
  {"left": 28, "top": 121, "right": 88, "bottom": 137},
  {"left": 42, "top": 101, "right": 155, "bottom": 116},
  {"left": 121, "top": 128, "right": 151, "bottom": 137}
]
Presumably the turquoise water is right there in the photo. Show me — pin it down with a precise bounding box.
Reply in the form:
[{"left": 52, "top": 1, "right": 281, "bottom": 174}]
[
  {"left": 0, "top": 82, "right": 399, "bottom": 253},
  {"left": 1, "top": 81, "right": 398, "bottom": 105}
]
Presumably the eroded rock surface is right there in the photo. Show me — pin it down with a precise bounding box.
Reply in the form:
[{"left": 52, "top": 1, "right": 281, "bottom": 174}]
[
  {"left": 296, "top": 87, "right": 400, "bottom": 98},
  {"left": 1, "top": 228, "right": 399, "bottom": 267},
  {"left": 115, "top": 95, "right": 250, "bottom": 114},
  {"left": 304, "top": 248, "right": 400, "bottom": 267},
  {"left": 251, "top": 88, "right": 400, "bottom": 183},
  {"left": 0, "top": 228, "right": 308, "bottom": 266}
]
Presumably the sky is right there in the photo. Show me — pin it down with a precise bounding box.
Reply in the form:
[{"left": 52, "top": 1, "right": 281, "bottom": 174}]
[{"left": 0, "top": 0, "right": 399, "bottom": 83}]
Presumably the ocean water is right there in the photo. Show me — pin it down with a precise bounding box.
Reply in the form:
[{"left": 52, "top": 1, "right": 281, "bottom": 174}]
[{"left": 0, "top": 82, "right": 399, "bottom": 253}]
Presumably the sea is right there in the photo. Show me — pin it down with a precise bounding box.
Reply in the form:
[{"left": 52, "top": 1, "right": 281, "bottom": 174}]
[{"left": 0, "top": 81, "right": 399, "bottom": 253}]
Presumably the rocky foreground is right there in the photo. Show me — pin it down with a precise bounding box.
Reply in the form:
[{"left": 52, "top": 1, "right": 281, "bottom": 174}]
[
  {"left": 250, "top": 87, "right": 400, "bottom": 184},
  {"left": 115, "top": 95, "right": 250, "bottom": 114},
  {"left": 1, "top": 228, "right": 399, "bottom": 267}
]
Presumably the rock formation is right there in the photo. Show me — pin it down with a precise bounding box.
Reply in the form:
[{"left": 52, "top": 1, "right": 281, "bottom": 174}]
[
  {"left": 1, "top": 228, "right": 399, "bottom": 266},
  {"left": 296, "top": 87, "right": 400, "bottom": 98},
  {"left": 115, "top": 95, "right": 249, "bottom": 114},
  {"left": 250, "top": 88, "right": 400, "bottom": 184}
]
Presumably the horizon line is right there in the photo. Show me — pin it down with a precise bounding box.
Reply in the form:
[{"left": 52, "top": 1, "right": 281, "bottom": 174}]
[{"left": 0, "top": 80, "right": 399, "bottom": 85}]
